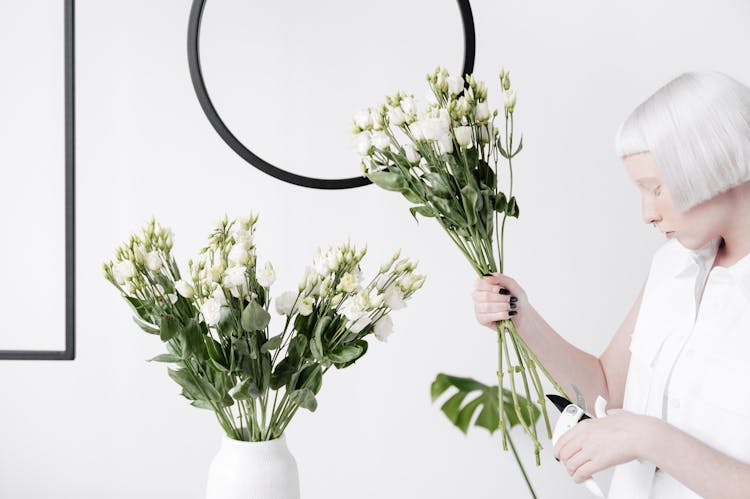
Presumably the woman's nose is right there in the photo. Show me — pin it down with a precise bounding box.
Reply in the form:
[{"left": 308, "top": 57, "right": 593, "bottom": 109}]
[{"left": 641, "top": 197, "right": 660, "bottom": 225}]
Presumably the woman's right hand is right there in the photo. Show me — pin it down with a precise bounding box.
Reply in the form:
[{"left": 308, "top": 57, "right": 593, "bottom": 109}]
[{"left": 472, "top": 273, "right": 530, "bottom": 330}]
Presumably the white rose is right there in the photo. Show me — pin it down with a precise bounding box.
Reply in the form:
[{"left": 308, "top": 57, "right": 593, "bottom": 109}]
[
  {"left": 223, "top": 265, "right": 247, "bottom": 298},
  {"left": 403, "top": 143, "right": 420, "bottom": 164},
  {"left": 371, "top": 131, "right": 391, "bottom": 150},
  {"left": 447, "top": 74, "right": 464, "bottom": 95},
  {"left": 274, "top": 290, "right": 297, "bottom": 316},
  {"left": 212, "top": 286, "right": 227, "bottom": 306},
  {"left": 228, "top": 243, "right": 250, "bottom": 265},
  {"left": 400, "top": 98, "right": 416, "bottom": 115},
  {"left": 298, "top": 296, "right": 314, "bottom": 316},
  {"left": 373, "top": 315, "right": 394, "bottom": 342},
  {"left": 145, "top": 251, "right": 162, "bottom": 272},
  {"left": 233, "top": 229, "right": 254, "bottom": 247},
  {"left": 454, "top": 126, "right": 473, "bottom": 148},
  {"left": 475, "top": 101, "right": 490, "bottom": 121},
  {"left": 354, "top": 109, "right": 372, "bottom": 129},
  {"left": 437, "top": 133, "right": 454, "bottom": 154},
  {"left": 113, "top": 260, "right": 136, "bottom": 284},
  {"left": 388, "top": 107, "right": 406, "bottom": 126},
  {"left": 132, "top": 245, "right": 147, "bottom": 264},
  {"left": 338, "top": 272, "right": 359, "bottom": 293},
  {"left": 200, "top": 298, "right": 222, "bottom": 326},
  {"left": 175, "top": 279, "right": 195, "bottom": 298},
  {"left": 354, "top": 132, "right": 372, "bottom": 156},
  {"left": 383, "top": 285, "right": 406, "bottom": 310},
  {"left": 409, "top": 121, "right": 425, "bottom": 141},
  {"left": 257, "top": 261, "right": 276, "bottom": 288},
  {"left": 206, "top": 264, "right": 224, "bottom": 284},
  {"left": 421, "top": 117, "right": 448, "bottom": 141}
]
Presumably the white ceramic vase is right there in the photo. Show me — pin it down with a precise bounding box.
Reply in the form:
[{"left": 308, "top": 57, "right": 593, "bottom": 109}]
[{"left": 205, "top": 433, "right": 300, "bottom": 499}]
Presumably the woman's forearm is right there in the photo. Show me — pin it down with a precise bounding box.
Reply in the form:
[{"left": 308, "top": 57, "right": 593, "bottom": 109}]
[
  {"left": 642, "top": 417, "right": 750, "bottom": 499},
  {"left": 513, "top": 302, "right": 608, "bottom": 407}
]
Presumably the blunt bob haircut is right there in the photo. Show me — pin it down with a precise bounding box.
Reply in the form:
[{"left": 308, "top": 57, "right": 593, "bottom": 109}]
[{"left": 615, "top": 71, "right": 750, "bottom": 213}]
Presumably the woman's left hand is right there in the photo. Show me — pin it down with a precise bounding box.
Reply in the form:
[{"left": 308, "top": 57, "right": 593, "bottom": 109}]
[{"left": 554, "top": 408, "right": 658, "bottom": 483}]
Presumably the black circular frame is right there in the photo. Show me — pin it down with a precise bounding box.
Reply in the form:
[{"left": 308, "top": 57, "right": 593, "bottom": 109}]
[{"left": 187, "top": 0, "right": 476, "bottom": 189}]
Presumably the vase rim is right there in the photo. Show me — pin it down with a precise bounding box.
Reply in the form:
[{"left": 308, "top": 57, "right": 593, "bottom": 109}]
[{"left": 221, "top": 432, "right": 287, "bottom": 447}]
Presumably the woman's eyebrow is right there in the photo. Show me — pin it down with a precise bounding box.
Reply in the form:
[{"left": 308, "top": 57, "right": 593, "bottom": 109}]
[{"left": 636, "top": 176, "right": 660, "bottom": 187}]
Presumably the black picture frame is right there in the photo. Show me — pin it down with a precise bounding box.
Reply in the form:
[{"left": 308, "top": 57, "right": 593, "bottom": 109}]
[
  {"left": 0, "top": 0, "right": 76, "bottom": 360},
  {"left": 187, "top": 0, "right": 476, "bottom": 190}
]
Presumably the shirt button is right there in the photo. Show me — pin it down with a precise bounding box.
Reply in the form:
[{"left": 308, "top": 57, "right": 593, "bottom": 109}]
[{"left": 670, "top": 398, "right": 681, "bottom": 409}]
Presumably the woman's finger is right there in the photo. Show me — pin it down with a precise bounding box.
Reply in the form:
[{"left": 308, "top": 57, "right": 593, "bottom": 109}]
[{"left": 471, "top": 290, "right": 511, "bottom": 303}]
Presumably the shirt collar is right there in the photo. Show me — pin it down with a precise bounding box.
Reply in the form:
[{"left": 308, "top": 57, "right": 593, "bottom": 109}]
[{"left": 666, "top": 236, "right": 750, "bottom": 302}]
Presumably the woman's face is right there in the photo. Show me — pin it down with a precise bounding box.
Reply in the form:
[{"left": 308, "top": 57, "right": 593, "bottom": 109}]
[{"left": 623, "top": 152, "right": 728, "bottom": 249}]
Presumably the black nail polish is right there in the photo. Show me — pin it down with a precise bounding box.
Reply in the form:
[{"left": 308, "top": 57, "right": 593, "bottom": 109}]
[
  {"left": 482, "top": 273, "right": 492, "bottom": 277},
  {"left": 510, "top": 303, "right": 516, "bottom": 309},
  {"left": 510, "top": 296, "right": 518, "bottom": 303},
  {"left": 509, "top": 310, "right": 517, "bottom": 316},
  {"left": 555, "top": 457, "right": 560, "bottom": 462},
  {"left": 498, "top": 288, "right": 510, "bottom": 295}
]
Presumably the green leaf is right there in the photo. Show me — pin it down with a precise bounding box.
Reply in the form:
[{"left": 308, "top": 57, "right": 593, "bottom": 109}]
[
  {"left": 511, "top": 135, "right": 523, "bottom": 158},
  {"left": 146, "top": 353, "right": 181, "bottom": 363},
  {"left": 288, "top": 335, "right": 308, "bottom": 365},
  {"left": 159, "top": 315, "right": 179, "bottom": 342},
  {"left": 229, "top": 378, "right": 261, "bottom": 401},
  {"left": 368, "top": 171, "right": 406, "bottom": 192},
  {"left": 260, "top": 335, "right": 283, "bottom": 353},
  {"left": 133, "top": 315, "right": 160, "bottom": 335},
  {"left": 293, "top": 364, "right": 323, "bottom": 395},
  {"left": 205, "top": 338, "right": 228, "bottom": 372},
  {"left": 460, "top": 185, "right": 479, "bottom": 227},
  {"left": 506, "top": 196, "right": 519, "bottom": 218},
  {"left": 125, "top": 296, "right": 151, "bottom": 322},
  {"left": 241, "top": 300, "right": 271, "bottom": 332},
  {"left": 270, "top": 357, "right": 296, "bottom": 389},
  {"left": 402, "top": 188, "right": 423, "bottom": 204},
  {"left": 409, "top": 205, "right": 435, "bottom": 223},
  {"left": 494, "top": 192, "right": 508, "bottom": 213},
  {"left": 327, "top": 343, "right": 364, "bottom": 364},
  {"left": 430, "top": 372, "right": 541, "bottom": 436},
  {"left": 334, "top": 339, "right": 368, "bottom": 368},
  {"left": 288, "top": 388, "right": 317, "bottom": 412},
  {"left": 190, "top": 399, "right": 215, "bottom": 410},
  {"left": 312, "top": 316, "right": 331, "bottom": 361},
  {"left": 182, "top": 319, "right": 206, "bottom": 359}
]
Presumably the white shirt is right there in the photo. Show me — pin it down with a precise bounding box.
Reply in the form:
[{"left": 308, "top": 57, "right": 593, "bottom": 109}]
[{"left": 607, "top": 235, "right": 750, "bottom": 499}]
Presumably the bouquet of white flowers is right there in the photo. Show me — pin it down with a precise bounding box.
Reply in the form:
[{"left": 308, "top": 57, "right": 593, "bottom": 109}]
[
  {"left": 352, "top": 67, "right": 566, "bottom": 489},
  {"left": 103, "top": 214, "right": 424, "bottom": 441}
]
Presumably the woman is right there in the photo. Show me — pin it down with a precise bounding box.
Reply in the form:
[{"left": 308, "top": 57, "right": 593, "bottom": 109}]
[{"left": 473, "top": 71, "right": 750, "bottom": 499}]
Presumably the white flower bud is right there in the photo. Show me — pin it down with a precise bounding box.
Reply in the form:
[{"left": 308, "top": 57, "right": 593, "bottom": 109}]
[
  {"left": 403, "top": 143, "right": 420, "bottom": 164},
  {"left": 354, "top": 109, "right": 372, "bottom": 130},
  {"left": 475, "top": 101, "right": 490, "bottom": 122},
  {"left": 371, "top": 131, "right": 391, "bottom": 150},
  {"left": 504, "top": 89, "right": 517, "bottom": 111},
  {"left": 454, "top": 126, "right": 473, "bottom": 148},
  {"left": 447, "top": 74, "right": 464, "bottom": 95},
  {"left": 175, "top": 279, "right": 195, "bottom": 298},
  {"left": 354, "top": 132, "right": 372, "bottom": 156},
  {"left": 228, "top": 243, "right": 250, "bottom": 265},
  {"left": 298, "top": 296, "right": 314, "bottom": 316},
  {"left": 257, "top": 261, "right": 276, "bottom": 288}
]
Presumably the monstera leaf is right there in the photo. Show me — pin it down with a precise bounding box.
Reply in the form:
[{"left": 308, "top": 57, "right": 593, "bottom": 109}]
[{"left": 431, "top": 373, "right": 540, "bottom": 434}]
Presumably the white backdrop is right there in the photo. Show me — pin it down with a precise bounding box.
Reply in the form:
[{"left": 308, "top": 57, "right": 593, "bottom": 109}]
[{"left": 1, "top": 1, "right": 749, "bottom": 498}]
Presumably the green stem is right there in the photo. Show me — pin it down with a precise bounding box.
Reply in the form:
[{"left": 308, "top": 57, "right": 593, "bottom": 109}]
[{"left": 506, "top": 426, "right": 538, "bottom": 499}]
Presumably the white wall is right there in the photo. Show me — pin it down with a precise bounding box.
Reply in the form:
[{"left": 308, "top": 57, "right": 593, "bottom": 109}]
[{"left": 1, "top": 1, "right": 749, "bottom": 498}]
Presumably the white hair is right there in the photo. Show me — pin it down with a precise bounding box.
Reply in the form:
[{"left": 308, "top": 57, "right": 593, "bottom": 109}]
[{"left": 615, "top": 71, "right": 750, "bottom": 213}]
